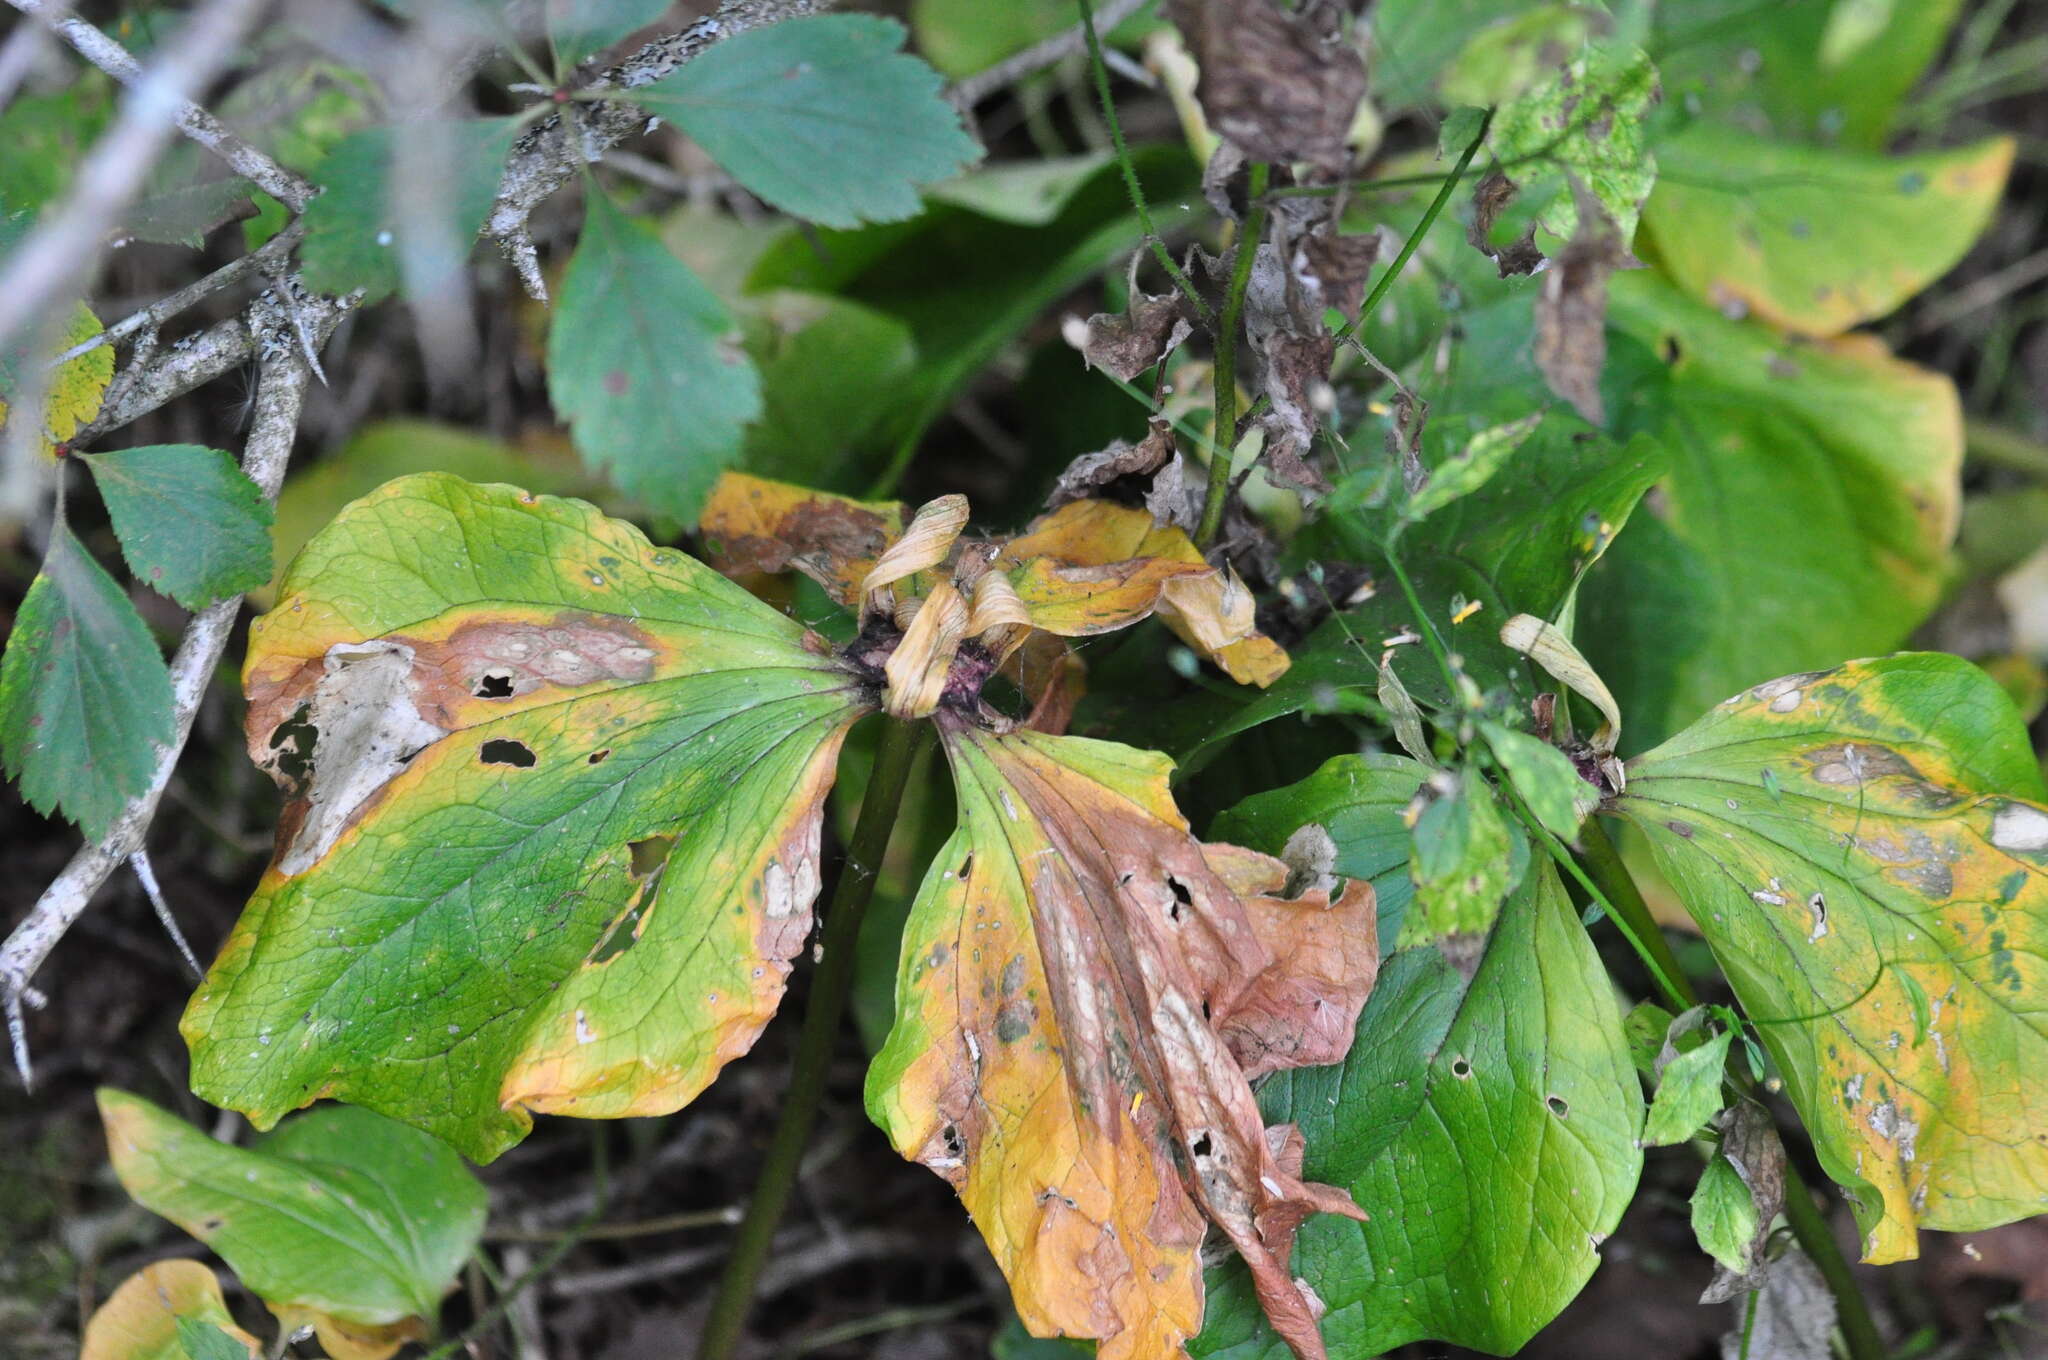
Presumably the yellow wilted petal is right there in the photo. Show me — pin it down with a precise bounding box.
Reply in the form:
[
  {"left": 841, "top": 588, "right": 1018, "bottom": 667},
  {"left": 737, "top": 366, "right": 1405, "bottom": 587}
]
[
  {"left": 863, "top": 492, "right": 970, "bottom": 616},
  {"left": 883, "top": 579, "right": 968, "bottom": 720},
  {"left": 82, "top": 1262, "right": 260, "bottom": 1360},
  {"left": 1501, "top": 613, "right": 1621, "bottom": 755}
]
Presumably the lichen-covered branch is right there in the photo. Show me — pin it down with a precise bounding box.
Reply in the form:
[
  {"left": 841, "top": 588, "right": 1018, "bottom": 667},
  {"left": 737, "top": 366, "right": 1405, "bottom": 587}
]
[
  {"left": 484, "top": 0, "right": 827, "bottom": 300},
  {"left": 1, "top": 289, "right": 335, "bottom": 1085}
]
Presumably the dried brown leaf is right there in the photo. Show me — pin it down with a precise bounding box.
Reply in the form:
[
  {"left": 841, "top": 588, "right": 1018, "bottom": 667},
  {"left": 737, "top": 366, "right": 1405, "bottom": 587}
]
[{"left": 1168, "top": 0, "right": 1366, "bottom": 170}]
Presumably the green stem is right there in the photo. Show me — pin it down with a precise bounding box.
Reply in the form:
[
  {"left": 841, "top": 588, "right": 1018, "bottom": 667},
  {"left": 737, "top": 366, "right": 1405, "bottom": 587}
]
[
  {"left": 1779, "top": 1159, "right": 1886, "bottom": 1360},
  {"left": 1336, "top": 108, "right": 1492, "bottom": 347},
  {"left": 1077, "top": 0, "right": 1212, "bottom": 327},
  {"left": 1195, "top": 161, "right": 1269, "bottom": 550},
  {"left": 1576, "top": 817, "right": 1697, "bottom": 1011},
  {"left": 695, "top": 717, "right": 933, "bottom": 1360},
  {"left": 1967, "top": 419, "right": 2048, "bottom": 479}
]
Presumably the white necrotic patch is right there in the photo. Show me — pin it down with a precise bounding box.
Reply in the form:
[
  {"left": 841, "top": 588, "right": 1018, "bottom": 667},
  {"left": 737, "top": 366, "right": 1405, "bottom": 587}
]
[{"left": 1990, "top": 803, "right": 2048, "bottom": 853}]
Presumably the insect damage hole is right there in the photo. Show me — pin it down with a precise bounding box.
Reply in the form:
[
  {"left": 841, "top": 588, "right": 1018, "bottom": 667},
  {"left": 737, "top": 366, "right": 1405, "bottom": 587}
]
[
  {"left": 1547, "top": 1095, "right": 1570, "bottom": 1118},
  {"left": 474, "top": 669, "right": 516, "bottom": 698},
  {"left": 588, "top": 748, "right": 611, "bottom": 764},
  {"left": 1451, "top": 1056, "right": 1473, "bottom": 1079},
  {"left": 479, "top": 738, "right": 537, "bottom": 768},
  {"left": 1165, "top": 874, "right": 1194, "bottom": 923},
  {"left": 1190, "top": 1130, "right": 1214, "bottom": 1158}
]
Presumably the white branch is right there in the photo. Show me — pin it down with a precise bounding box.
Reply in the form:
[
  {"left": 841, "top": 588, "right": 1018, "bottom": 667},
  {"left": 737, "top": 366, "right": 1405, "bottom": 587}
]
[
  {"left": 0, "top": 0, "right": 273, "bottom": 357},
  {"left": 3, "top": 288, "right": 328, "bottom": 1086},
  {"left": 5, "top": 0, "right": 315, "bottom": 211},
  {"left": 946, "top": 0, "right": 1154, "bottom": 109}
]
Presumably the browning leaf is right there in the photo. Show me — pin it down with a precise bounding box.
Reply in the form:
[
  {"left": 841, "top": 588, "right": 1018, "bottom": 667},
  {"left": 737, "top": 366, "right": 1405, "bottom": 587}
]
[
  {"left": 1467, "top": 169, "right": 1544, "bottom": 277},
  {"left": 1533, "top": 182, "right": 1631, "bottom": 424},
  {"left": 696, "top": 471, "right": 905, "bottom": 606},
  {"left": 866, "top": 723, "right": 1377, "bottom": 1358},
  {"left": 1071, "top": 290, "right": 1197, "bottom": 384},
  {"left": 1166, "top": 0, "right": 1366, "bottom": 170},
  {"left": 1047, "top": 421, "right": 1177, "bottom": 512},
  {"left": 1241, "top": 244, "right": 1337, "bottom": 498}
]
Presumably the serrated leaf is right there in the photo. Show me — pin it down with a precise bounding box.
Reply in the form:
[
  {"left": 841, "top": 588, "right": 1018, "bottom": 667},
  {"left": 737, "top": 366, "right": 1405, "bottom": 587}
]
[
  {"left": 1691, "top": 1153, "right": 1759, "bottom": 1276},
  {"left": 121, "top": 174, "right": 254, "bottom": 249},
  {"left": 1642, "top": 1026, "right": 1731, "bottom": 1146},
  {"left": 634, "top": 14, "right": 981, "bottom": 229},
  {"left": 1616, "top": 653, "right": 2048, "bottom": 1261},
  {"left": 84, "top": 445, "right": 273, "bottom": 609},
  {"left": 1482, "top": 720, "right": 1598, "bottom": 841},
  {"left": 182, "top": 474, "right": 867, "bottom": 1159},
  {"left": 1486, "top": 41, "right": 1658, "bottom": 243},
  {"left": 1640, "top": 125, "right": 2012, "bottom": 336},
  {"left": 100, "top": 1090, "right": 483, "bottom": 1355},
  {"left": 299, "top": 118, "right": 520, "bottom": 302},
  {"left": 866, "top": 725, "right": 1377, "bottom": 1359},
  {"left": 81, "top": 1262, "right": 259, "bottom": 1360},
  {"left": 0, "top": 523, "right": 174, "bottom": 838},
  {"left": 1584, "top": 273, "right": 1964, "bottom": 749},
  {"left": 547, "top": 187, "right": 761, "bottom": 522},
  {"left": 1194, "top": 858, "right": 1642, "bottom": 1358}
]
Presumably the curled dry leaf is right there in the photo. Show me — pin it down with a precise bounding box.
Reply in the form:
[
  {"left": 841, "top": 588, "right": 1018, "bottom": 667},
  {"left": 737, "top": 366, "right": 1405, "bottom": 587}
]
[
  {"left": 1533, "top": 182, "right": 1634, "bottom": 424},
  {"left": 1071, "top": 289, "right": 1197, "bottom": 384},
  {"left": 1165, "top": 0, "right": 1366, "bottom": 170},
  {"left": 696, "top": 472, "right": 904, "bottom": 604},
  {"left": 1240, "top": 243, "right": 1337, "bottom": 498},
  {"left": 866, "top": 722, "right": 1378, "bottom": 1358},
  {"left": 1468, "top": 169, "right": 1544, "bottom": 277},
  {"left": 187, "top": 474, "right": 867, "bottom": 1159},
  {"left": 1698, "top": 1102, "right": 1789, "bottom": 1304}
]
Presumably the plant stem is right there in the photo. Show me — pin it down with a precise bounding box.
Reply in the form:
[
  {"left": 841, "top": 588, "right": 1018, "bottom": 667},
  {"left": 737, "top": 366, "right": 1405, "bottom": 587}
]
[
  {"left": 695, "top": 717, "right": 933, "bottom": 1360},
  {"left": 1336, "top": 108, "right": 1492, "bottom": 347},
  {"left": 1077, "top": 0, "right": 1213, "bottom": 327},
  {"left": 1195, "top": 161, "right": 1269, "bottom": 550},
  {"left": 1779, "top": 1159, "right": 1886, "bottom": 1360},
  {"left": 1576, "top": 817, "right": 1698, "bottom": 1011}
]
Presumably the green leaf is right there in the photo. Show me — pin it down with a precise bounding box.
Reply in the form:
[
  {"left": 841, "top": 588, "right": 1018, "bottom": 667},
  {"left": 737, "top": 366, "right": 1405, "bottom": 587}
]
[
  {"left": 1212, "top": 753, "right": 1432, "bottom": 942},
  {"left": 1406, "top": 769, "right": 1525, "bottom": 948},
  {"left": 547, "top": 0, "right": 668, "bottom": 73},
  {"left": 1481, "top": 720, "right": 1598, "bottom": 841},
  {"left": 634, "top": 15, "right": 981, "bottom": 229},
  {"left": 1402, "top": 412, "right": 1542, "bottom": 521},
  {"left": 182, "top": 474, "right": 868, "bottom": 1159},
  {"left": 924, "top": 150, "right": 1115, "bottom": 225},
  {"left": 0, "top": 523, "right": 174, "bottom": 838},
  {"left": 1616, "top": 653, "right": 2048, "bottom": 1262},
  {"left": 1583, "top": 272, "right": 1964, "bottom": 749},
  {"left": 121, "top": 173, "right": 254, "bottom": 249},
  {"left": 1690, "top": 1152, "right": 1759, "bottom": 1275},
  {"left": 1643, "top": 1026, "right": 1732, "bottom": 1146},
  {"left": 83, "top": 445, "right": 273, "bottom": 609},
  {"left": 547, "top": 187, "right": 761, "bottom": 522},
  {"left": 1623, "top": 998, "right": 1675, "bottom": 1074},
  {"left": 299, "top": 118, "right": 520, "bottom": 302},
  {"left": 1651, "top": 0, "right": 1963, "bottom": 147},
  {"left": 1486, "top": 40, "right": 1659, "bottom": 242},
  {"left": 100, "top": 1089, "right": 486, "bottom": 1329},
  {"left": 742, "top": 295, "right": 918, "bottom": 484},
  {"left": 1440, "top": 4, "right": 1602, "bottom": 107},
  {"left": 1194, "top": 860, "right": 1642, "bottom": 1357},
  {"left": 174, "top": 1318, "right": 248, "bottom": 1360},
  {"left": 1639, "top": 124, "right": 2012, "bottom": 335},
  {"left": 1367, "top": 0, "right": 1557, "bottom": 112}
]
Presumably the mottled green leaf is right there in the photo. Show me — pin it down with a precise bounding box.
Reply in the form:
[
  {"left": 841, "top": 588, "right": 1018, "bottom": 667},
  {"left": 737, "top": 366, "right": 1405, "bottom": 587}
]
[
  {"left": 1482, "top": 720, "right": 1598, "bottom": 841},
  {"left": 1440, "top": 4, "right": 1602, "bottom": 107},
  {"left": 1402, "top": 412, "right": 1542, "bottom": 522},
  {"left": 1691, "top": 1153, "right": 1759, "bottom": 1275},
  {"left": 0, "top": 523, "right": 173, "bottom": 838},
  {"left": 1617, "top": 653, "right": 2048, "bottom": 1261},
  {"left": 1195, "top": 860, "right": 1642, "bottom": 1357},
  {"left": 1583, "top": 272, "right": 1963, "bottom": 748},
  {"left": 182, "top": 475, "right": 866, "bottom": 1159},
  {"left": 1487, "top": 41, "right": 1659, "bottom": 242},
  {"left": 634, "top": 15, "right": 981, "bottom": 229},
  {"left": 299, "top": 118, "right": 520, "bottom": 302},
  {"left": 100, "top": 1090, "right": 485, "bottom": 1332},
  {"left": 1406, "top": 769, "right": 1523, "bottom": 947},
  {"left": 84, "top": 445, "right": 272, "bottom": 610},
  {"left": 1641, "top": 124, "right": 2012, "bottom": 335},
  {"left": 547, "top": 187, "right": 761, "bottom": 521},
  {"left": 1643, "top": 1026, "right": 1731, "bottom": 1146}
]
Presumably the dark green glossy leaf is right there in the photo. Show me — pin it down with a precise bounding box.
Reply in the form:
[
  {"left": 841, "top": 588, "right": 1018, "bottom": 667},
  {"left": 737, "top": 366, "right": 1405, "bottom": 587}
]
[
  {"left": 0, "top": 523, "right": 173, "bottom": 838},
  {"left": 634, "top": 15, "right": 980, "bottom": 229},
  {"left": 547, "top": 187, "right": 762, "bottom": 521},
  {"left": 84, "top": 445, "right": 273, "bottom": 609}
]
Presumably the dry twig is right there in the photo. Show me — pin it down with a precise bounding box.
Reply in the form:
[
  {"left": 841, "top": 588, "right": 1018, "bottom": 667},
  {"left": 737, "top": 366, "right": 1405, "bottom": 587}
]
[{"left": 946, "top": 0, "right": 1153, "bottom": 109}]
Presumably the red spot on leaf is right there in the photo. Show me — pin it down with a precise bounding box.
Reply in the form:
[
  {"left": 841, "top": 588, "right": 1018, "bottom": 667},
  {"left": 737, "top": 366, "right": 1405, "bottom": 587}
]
[{"left": 604, "top": 370, "right": 630, "bottom": 396}]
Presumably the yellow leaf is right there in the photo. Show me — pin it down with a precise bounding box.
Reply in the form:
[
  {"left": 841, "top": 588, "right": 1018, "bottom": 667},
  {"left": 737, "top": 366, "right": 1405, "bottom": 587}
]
[
  {"left": 0, "top": 303, "right": 114, "bottom": 457},
  {"left": 696, "top": 470, "right": 905, "bottom": 606},
  {"left": 82, "top": 1262, "right": 260, "bottom": 1360}
]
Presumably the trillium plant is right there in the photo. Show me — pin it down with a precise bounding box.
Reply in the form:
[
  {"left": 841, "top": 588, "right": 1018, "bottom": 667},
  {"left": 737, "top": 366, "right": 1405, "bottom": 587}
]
[{"left": 4, "top": 2, "right": 2047, "bottom": 1359}]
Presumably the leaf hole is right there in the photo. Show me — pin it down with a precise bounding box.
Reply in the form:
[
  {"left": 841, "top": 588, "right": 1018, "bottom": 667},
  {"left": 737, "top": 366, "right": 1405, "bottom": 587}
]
[
  {"left": 1451, "top": 1056, "right": 1473, "bottom": 1079},
  {"left": 588, "top": 749, "right": 611, "bottom": 764},
  {"left": 1165, "top": 874, "right": 1193, "bottom": 923},
  {"left": 1190, "top": 1130, "right": 1214, "bottom": 1159},
  {"left": 474, "top": 669, "right": 516, "bottom": 699},
  {"left": 628, "top": 835, "right": 674, "bottom": 878},
  {"left": 1659, "top": 335, "right": 1683, "bottom": 365},
  {"left": 958, "top": 854, "right": 974, "bottom": 882},
  {"left": 1547, "top": 1094, "right": 1569, "bottom": 1118},
  {"left": 941, "top": 1123, "right": 965, "bottom": 1158},
  {"left": 480, "top": 738, "right": 537, "bottom": 768}
]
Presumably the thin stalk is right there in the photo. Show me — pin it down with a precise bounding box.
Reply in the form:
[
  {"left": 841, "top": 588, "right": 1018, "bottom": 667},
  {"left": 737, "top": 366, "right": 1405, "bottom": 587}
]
[
  {"left": 1780, "top": 1159, "right": 1886, "bottom": 1360},
  {"left": 1576, "top": 817, "right": 1698, "bottom": 1011},
  {"left": 1077, "top": 0, "right": 1212, "bottom": 327},
  {"left": 1195, "top": 161, "right": 1269, "bottom": 549},
  {"left": 695, "top": 717, "right": 934, "bottom": 1360},
  {"left": 1336, "top": 108, "right": 1491, "bottom": 347}
]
